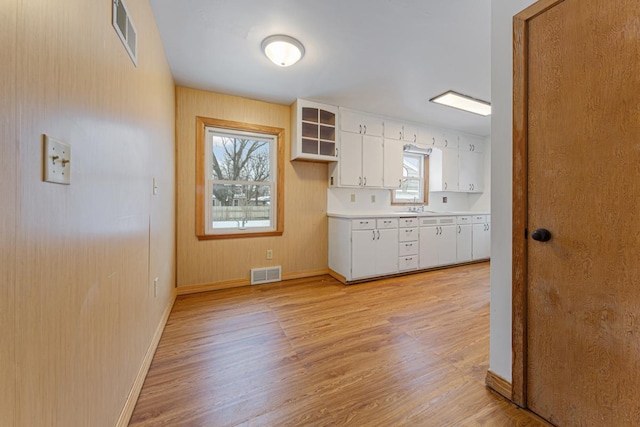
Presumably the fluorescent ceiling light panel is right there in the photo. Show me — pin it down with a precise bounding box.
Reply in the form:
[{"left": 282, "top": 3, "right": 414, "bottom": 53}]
[
  {"left": 430, "top": 91, "right": 491, "bottom": 116},
  {"left": 261, "top": 35, "right": 305, "bottom": 67}
]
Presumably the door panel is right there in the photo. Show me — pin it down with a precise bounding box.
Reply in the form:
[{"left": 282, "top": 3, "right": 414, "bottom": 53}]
[{"left": 522, "top": 0, "right": 640, "bottom": 424}]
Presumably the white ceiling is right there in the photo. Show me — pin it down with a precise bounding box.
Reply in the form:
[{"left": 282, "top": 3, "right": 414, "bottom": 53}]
[{"left": 149, "top": 0, "right": 492, "bottom": 136}]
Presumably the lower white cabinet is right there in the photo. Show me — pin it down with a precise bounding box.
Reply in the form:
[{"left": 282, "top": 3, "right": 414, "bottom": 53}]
[
  {"left": 329, "top": 217, "right": 398, "bottom": 281},
  {"left": 419, "top": 216, "right": 457, "bottom": 269},
  {"left": 329, "top": 213, "right": 490, "bottom": 283},
  {"left": 456, "top": 216, "right": 473, "bottom": 263},
  {"left": 472, "top": 215, "right": 491, "bottom": 260}
]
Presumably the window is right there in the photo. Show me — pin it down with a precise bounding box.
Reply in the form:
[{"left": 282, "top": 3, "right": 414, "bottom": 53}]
[
  {"left": 392, "top": 153, "right": 429, "bottom": 204},
  {"left": 196, "top": 117, "right": 284, "bottom": 239}
]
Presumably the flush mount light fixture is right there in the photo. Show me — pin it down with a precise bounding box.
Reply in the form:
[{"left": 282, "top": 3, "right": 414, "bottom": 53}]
[
  {"left": 430, "top": 90, "right": 492, "bottom": 116},
  {"left": 261, "top": 35, "right": 305, "bottom": 67}
]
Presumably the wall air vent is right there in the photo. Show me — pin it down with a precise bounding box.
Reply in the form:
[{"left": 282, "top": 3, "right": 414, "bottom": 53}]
[
  {"left": 251, "top": 266, "right": 282, "bottom": 285},
  {"left": 112, "top": 0, "right": 137, "bottom": 66}
]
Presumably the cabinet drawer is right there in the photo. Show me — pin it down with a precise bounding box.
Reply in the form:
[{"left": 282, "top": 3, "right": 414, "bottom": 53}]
[
  {"left": 399, "top": 217, "right": 418, "bottom": 228},
  {"left": 376, "top": 218, "right": 398, "bottom": 229},
  {"left": 399, "top": 227, "right": 418, "bottom": 242},
  {"left": 399, "top": 241, "right": 418, "bottom": 256},
  {"left": 399, "top": 255, "right": 418, "bottom": 271},
  {"left": 473, "top": 215, "right": 487, "bottom": 224},
  {"left": 352, "top": 219, "right": 375, "bottom": 230},
  {"left": 457, "top": 216, "right": 472, "bottom": 224}
]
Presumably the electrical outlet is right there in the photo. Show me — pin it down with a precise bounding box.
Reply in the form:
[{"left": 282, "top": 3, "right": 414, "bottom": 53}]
[
  {"left": 153, "top": 177, "right": 158, "bottom": 195},
  {"left": 443, "top": 196, "right": 448, "bottom": 203},
  {"left": 350, "top": 194, "right": 356, "bottom": 203},
  {"left": 266, "top": 249, "right": 273, "bottom": 260},
  {"left": 154, "top": 277, "right": 158, "bottom": 297},
  {"left": 371, "top": 195, "right": 376, "bottom": 203}
]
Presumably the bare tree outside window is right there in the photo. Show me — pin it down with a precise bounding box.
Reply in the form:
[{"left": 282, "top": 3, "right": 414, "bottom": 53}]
[{"left": 207, "top": 129, "right": 276, "bottom": 231}]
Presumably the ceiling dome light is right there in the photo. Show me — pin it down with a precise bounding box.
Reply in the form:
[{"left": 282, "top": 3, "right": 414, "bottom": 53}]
[{"left": 261, "top": 35, "right": 305, "bottom": 67}]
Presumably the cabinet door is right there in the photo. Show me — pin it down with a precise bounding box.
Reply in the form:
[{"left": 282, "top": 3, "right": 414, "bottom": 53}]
[
  {"left": 459, "top": 150, "right": 483, "bottom": 192},
  {"left": 362, "top": 134, "right": 383, "bottom": 187},
  {"left": 419, "top": 226, "right": 439, "bottom": 268},
  {"left": 439, "top": 225, "right": 457, "bottom": 265},
  {"left": 383, "top": 138, "right": 404, "bottom": 189},
  {"left": 360, "top": 115, "right": 384, "bottom": 137},
  {"left": 441, "top": 147, "right": 459, "bottom": 191},
  {"left": 417, "top": 126, "right": 437, "bottom": 147},
  {"left": 341, "top": 110, "right": 364, "bottom": 134},
  {"left": 403, "top": 124, "right": 417, "bottom": 143},
  {"left": 376, "top": 228, "right": 399, "bottom": 275},
  {"left": 456, "top": 224, "right": 473, "bottom": 263},
  {"left": 352, "top": 229, "right": 377, "bottom": 279},
  {"left": 384, "top": 121, "right": 404, "bottom": 141},
  {"left": 472, "top": 223, "right": 490, "bottom": 260},
  {"left": 339, "top": 131, "right": 363, "bottom": 187}
]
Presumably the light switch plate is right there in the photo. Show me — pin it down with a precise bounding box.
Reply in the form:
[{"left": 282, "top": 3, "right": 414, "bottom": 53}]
[{"left": 43, "top": 135, "right": 71, "bottom": 185}]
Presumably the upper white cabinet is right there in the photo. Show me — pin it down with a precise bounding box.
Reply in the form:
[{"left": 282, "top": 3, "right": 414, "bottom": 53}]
[
  {"left": 291, "top": 99, "right": 339, "bottom": 162},
  {"left": 384, "top": 120, "right": 417, "bottom": 142},
  {"left": 417, "top": 126, "right": 437, "bottom": 147},
  {"left": 340, "top": 109, "right": 384, "bottom": 136},
  {"left": 458, "top": 136, "right": 484, "bottom": 193},
  {"left": 383, "top": 138, "right": 404, "bottom": 189},
  {"left": 333, "top": 109, "right": 385, "bottom": 188},
  {"left": 429, "top": 145, "right": 459, "bottom": 192}
]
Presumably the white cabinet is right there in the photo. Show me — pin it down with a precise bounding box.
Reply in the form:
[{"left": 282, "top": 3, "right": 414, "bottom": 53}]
[
  {"left": 417, "top": 126, "right": 437, "bottom": 147},
  {"left": 328, "top": 217, "right": 398, "bottom": 281},
  {"left": 383, "top": 138, "right": 404, "bottom": 189},
  {"left": 332, "top": 109, "right": 384, "bottom": 188},
  {"left": 291, "top": 99, "right": 338, "bottom": 162},
  {"left": 384, "top": 120, "right": 417, "bottom": 142},
  {"left": 398, "top": 217, "right": 419, "bottom": 272},
  {"left": 340, "top": 109, "right": 384, "bottom": 136},
  {"left": 429, "top": 146, "right": 459, "bottom": 192},
  {"left": 459, "top": 136, "right": 484, "bottom": 192},
  {"left": 472, "top": 215, "right": 491, "bottom": 260},
  {"left": 419, "top": 216, "right": 457, "bottom": 269},
  {"left": 456, "top": 216, "right": 473, "bottom": 263}
]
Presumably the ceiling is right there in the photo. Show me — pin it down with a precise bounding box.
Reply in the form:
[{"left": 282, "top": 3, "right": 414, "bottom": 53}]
[{"left": 149, "top": 0, "right": 492, "bottom": 137}]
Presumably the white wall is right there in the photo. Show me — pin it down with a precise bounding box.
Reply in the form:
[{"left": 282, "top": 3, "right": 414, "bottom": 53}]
[{"left": 490, "top": 0, "right": 536, "bottom": 382}]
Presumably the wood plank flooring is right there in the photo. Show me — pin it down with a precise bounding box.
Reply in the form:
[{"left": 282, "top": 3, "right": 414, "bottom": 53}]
[{"left": 129, "top": 263, "right": 547, "bottom": 426}]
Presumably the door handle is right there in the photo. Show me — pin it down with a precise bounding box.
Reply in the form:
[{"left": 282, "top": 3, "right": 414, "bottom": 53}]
[{"left": 531, "top": 228, "right": 552, "bottom": 242}]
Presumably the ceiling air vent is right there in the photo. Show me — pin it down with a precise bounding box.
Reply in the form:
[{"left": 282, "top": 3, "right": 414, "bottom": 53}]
[
  {"left": 251, "top": 266, "right": 282, "bottom": 285},
  {"left": 112, "top": 0, "right": 137, "bottom": 66}
]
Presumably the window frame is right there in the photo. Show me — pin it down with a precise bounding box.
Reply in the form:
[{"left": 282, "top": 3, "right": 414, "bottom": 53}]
[
  {"left": 391, "top": 153, "right": 430, "bottom": 205},
  {"left": 195, "top": 116, "right": 285, "bottom": 240}
]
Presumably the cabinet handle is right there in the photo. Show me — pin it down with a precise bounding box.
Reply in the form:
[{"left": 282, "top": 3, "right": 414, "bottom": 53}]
[
  {"left": 399, "top": 131, "right": 403, "bottom": 140},
  {"left": 359, "top": 124, "right": 363, "bottom": 134},
  {"left": 413, "top": 134, "right": 417, "bottom": 143},
  {"left": 335, "top": 147, "right": 339, "bottom": 157},
  {"left": 398, "top": 178, "right": 402, "bottom": 188},
  {"left": 458, "top": 225, "right": 461, "bottom": 233},
  {"left": 363, "top": 125, "right": 367, "bottom": 134},
  {"left": 363, "top": 177, "right": 367, "bottom": 186},
  {"left": 377, "top": 230, "right": 380, "bottom": 240},
  {"left": 444, "top": 182, "right": 448, "bottom": 190},
  {"left": 445, "top": 139, "right": 448, "bottom": 147},
  {"left": 432, "top": 136, "right": 436, "bottom": 145},
  {"left": 359, "top": 177, "right": 362, "bottom": 186},
  {"left": 372, "top": 230, "right": 376, "bottom": 240}
]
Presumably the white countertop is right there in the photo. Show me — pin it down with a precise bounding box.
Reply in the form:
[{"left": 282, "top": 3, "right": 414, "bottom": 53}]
[{"left": 327, "top": 211, "right": 490, "bottom": 219}]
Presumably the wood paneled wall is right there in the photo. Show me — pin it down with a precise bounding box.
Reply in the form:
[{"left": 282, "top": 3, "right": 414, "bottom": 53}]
[
  {"left": 3, "top": 1, "right": 176, "bottom": 425},
  {"left": 176, "top": 88, "right": 329, "bottom": 290},
  {"left": 1, "top": 1, "right": 18, "bottom": 426}
]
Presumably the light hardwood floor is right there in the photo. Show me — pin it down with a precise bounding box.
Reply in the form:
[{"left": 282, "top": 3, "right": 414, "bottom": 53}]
[{"left": 130, "top": 263, "right": 547, "bottom": 426}]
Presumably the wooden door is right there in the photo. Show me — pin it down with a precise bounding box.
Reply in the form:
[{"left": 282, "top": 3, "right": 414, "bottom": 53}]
[{"left": 513, "top": 0, "right": 640, "bottom": 425}]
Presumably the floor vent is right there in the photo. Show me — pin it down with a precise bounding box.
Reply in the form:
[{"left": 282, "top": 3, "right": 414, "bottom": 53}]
[
  {"left": 251, "top": 266, "right": 282, "bottom": 285},
  {"left": 112, "top": 0, "right": 137, "bottom": 66}
]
